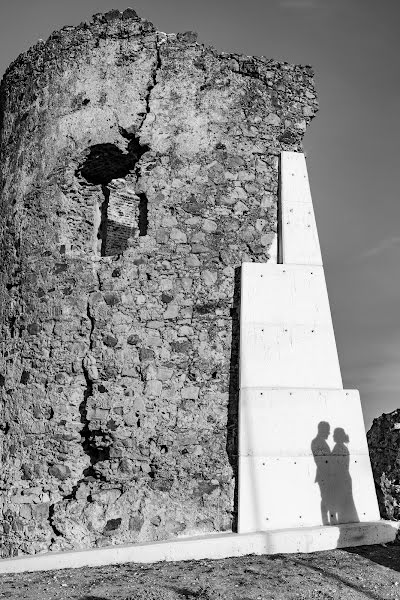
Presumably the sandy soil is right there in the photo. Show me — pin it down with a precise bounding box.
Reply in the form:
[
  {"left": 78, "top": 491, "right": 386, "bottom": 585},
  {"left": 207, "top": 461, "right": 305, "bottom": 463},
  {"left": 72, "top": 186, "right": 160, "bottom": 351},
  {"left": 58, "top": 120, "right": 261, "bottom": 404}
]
[{"left": 1, "top": 544, "right": 400, "bottom": 600}]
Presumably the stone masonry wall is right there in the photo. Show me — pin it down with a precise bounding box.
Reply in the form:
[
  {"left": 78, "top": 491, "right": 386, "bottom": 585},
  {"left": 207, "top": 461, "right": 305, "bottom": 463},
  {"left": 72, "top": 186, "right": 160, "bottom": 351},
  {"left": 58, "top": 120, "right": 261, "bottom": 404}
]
[
  {"left": 367, "top": 410, "right": 400, "bottom": 522},
  {"left": 0, "top": 8, "right": 318, "bottom": 557}
]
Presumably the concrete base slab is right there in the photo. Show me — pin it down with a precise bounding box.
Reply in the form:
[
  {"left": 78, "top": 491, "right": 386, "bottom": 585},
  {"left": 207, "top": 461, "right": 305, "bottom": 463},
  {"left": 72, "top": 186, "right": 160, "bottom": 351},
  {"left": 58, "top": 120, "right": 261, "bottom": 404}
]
[{"left": 0, "top": 521, "right": 398, "bottom": 574}]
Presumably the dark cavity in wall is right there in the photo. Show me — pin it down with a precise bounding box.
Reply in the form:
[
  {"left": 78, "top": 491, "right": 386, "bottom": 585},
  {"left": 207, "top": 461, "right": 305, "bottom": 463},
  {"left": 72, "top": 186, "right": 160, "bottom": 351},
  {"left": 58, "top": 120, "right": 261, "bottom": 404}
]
[
  {"left": 77, "top": 137, "right": 150, "bottom": 255},
  {"left": 78, "top": 143, "right": 137, "bottom": 184}
]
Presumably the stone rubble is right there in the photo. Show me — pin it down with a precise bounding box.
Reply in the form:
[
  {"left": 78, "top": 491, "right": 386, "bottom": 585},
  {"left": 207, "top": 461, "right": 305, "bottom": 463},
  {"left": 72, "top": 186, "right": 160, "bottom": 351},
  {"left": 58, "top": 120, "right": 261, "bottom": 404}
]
[{"left": 367, "top": 410, "right": 400, "bottom": 522}]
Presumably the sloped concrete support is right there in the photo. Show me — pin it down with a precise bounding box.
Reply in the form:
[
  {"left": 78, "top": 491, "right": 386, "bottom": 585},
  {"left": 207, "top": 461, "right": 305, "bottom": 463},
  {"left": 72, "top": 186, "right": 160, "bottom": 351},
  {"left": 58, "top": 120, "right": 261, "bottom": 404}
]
[
  {"left": 240, "top": 263, "right": 342, "bottom": 389},
  {"left": 238, "top": 151, "right": 386, "bottom": 543},
  {"left": 280, "top": 151, "right": 322, "bottom": 265}
]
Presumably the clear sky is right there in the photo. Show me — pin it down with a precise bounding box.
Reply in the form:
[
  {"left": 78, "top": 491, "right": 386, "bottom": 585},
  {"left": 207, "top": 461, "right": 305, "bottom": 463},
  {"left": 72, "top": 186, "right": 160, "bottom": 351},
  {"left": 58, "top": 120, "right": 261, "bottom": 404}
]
[{"left": 1, "top": 0, "right": 399, "bottom": 429}]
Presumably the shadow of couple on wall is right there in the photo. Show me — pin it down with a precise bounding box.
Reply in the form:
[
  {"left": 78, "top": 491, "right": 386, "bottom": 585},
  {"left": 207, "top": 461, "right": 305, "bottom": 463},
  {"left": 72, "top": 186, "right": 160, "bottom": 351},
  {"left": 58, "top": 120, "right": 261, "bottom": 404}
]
[{"left": 311, "top": 421, "right": 359, "bottom": 525}]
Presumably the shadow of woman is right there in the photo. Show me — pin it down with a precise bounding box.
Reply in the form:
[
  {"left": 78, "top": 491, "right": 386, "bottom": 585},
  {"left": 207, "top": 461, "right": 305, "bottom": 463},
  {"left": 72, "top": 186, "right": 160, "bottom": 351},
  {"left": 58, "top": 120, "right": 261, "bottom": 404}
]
[
  {"left": 330, "top": 427, "right": 359, "bottom": 524},
  {"left": 311, "top": 423, "right": 359, "bottom": 526}
]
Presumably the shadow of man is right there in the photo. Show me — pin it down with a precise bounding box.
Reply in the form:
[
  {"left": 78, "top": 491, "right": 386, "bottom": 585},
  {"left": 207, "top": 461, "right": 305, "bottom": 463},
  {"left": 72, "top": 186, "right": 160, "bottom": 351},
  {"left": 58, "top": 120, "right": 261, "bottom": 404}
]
[{"left": 311, "top": 421, "right": 332, "bottom": 525}]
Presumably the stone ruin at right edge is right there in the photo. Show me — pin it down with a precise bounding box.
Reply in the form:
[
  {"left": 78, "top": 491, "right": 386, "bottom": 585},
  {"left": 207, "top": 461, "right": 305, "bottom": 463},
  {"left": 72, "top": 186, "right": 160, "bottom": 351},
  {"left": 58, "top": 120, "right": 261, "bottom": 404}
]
[{"left": 0, "top": 8, "right": 398, "bottom": 566}]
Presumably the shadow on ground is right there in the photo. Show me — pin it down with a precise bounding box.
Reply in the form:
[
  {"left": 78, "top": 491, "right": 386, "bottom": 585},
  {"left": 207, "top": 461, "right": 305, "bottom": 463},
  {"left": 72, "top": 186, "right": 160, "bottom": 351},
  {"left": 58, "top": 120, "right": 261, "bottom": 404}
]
[
  {"left": 79, "top": 596, "right": 110, "bottom": 600},
  {"left": 345, "top": 543, "right": 400, "bottom": 572},
  {"left": 79, "top": 596, "right": 109, "bottom": 600}
]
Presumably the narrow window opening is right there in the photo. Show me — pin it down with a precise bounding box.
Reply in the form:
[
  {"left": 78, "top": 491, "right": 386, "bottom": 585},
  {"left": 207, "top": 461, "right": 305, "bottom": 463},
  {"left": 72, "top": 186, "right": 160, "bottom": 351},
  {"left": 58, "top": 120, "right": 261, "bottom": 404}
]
[
  {"left": 138, "top": 193, "right": 148, "bottom": 236},
  {"left": 99, "top": 185, "right": 110, "bottom": 257}
]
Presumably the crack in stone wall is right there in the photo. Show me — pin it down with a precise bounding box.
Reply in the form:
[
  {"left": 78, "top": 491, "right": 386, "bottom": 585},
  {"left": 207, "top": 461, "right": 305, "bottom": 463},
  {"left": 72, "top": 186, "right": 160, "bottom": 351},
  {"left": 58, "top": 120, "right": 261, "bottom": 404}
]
[{"left": 69, "top": 44, "right": 163, "bottom": 505}]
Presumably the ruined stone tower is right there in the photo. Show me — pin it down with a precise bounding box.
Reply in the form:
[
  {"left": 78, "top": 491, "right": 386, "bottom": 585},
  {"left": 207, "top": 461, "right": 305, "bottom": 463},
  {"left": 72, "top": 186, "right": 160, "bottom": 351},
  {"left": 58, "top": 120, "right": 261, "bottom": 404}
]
[{"left": 0, "top": 9, "right": 317, "bottom": 557}]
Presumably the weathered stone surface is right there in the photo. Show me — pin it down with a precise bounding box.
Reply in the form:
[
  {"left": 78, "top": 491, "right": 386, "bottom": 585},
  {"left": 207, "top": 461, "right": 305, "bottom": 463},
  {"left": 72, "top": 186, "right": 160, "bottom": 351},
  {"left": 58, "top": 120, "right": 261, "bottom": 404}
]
[
  {"left": 0, "top": 9, "right": 317, "bottom": 557},
  {"left": 367, "top": 410, "right": 400, "bottom": 522}
]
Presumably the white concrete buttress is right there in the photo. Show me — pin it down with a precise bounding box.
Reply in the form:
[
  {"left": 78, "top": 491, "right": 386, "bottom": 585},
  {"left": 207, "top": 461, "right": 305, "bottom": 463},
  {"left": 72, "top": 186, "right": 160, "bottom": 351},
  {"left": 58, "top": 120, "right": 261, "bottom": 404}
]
[{"left": 238, "top": 151, "right": 383, "bottom": 539}]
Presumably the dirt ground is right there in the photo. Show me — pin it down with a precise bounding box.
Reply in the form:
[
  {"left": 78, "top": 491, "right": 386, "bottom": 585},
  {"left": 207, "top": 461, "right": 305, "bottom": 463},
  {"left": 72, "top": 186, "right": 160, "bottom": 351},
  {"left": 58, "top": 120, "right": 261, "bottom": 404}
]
[{"left": 1, "top": 543, "right": 400, "bottom": 600}]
